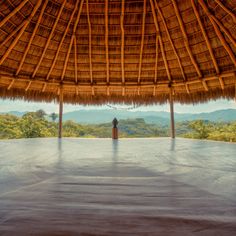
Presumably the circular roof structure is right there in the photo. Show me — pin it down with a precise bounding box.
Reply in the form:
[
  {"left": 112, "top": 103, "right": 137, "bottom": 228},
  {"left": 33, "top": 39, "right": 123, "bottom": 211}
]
[{"left": 0, "top": 0, "right": 235, "bottom": 104}]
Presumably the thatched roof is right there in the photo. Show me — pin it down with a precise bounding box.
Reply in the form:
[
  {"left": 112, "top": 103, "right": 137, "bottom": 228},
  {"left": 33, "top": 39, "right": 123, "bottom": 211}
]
[{"left": 0, "top": 0, "right": 235, "bottom": 104}]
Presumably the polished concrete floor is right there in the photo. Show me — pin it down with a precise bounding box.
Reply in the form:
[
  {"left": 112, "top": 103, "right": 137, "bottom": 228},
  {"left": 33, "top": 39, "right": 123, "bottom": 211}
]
[{"left": 0, "top": 138, "right": 236, "bottom": 235}]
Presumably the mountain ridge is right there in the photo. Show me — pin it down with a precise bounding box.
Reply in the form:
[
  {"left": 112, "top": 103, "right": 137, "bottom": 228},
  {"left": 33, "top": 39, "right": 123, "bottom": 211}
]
[{"left": 1, "top": 109, "right": 236, "bottom": 125}]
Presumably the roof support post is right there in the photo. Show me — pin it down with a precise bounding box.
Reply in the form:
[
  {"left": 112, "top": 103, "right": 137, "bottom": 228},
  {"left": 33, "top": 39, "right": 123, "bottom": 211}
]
[
  {"left": 169, "top": 87, "right": 175, "bottom": 139},
  {"left": 58, "top": 87, "right": 63, "bottom": 139}
]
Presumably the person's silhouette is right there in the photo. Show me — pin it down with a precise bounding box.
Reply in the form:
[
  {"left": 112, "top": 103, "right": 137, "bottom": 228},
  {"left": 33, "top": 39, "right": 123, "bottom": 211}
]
[{"left": 112, "top": 118, "right": 118, "bottom": 128}]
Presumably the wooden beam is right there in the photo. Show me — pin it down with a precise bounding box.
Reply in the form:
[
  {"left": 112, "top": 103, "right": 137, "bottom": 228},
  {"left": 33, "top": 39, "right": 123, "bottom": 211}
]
[
  {"left": 185, "top": 83, "right": 190, "bottom": 94},
  {"left": 172, "top": 0, "right": 202, "bottom": 78},
  {"left": 0, "top": 18, "right": 26, "bottom": 48},
  {"left": 25, "top": 81, "right": 32, "bottom": 91},
  {"left": 150, "top": 0, "right": 171, "bottom": 82},
  {"left": 105, "top": 0, "right": 109, "bottom": 84},
  {"left": 86, "top": 0, "right": 93, "bottom": 84},
  {"left": 32, "top": 0, "right": 67, "bottom": 78},
  {"left": 0, "top": 0, "right": 42, "bottom": 66},
  {"left": 58, "top": 88, "right": 63, "bottom": 139},
  {"left": 149, "top": 0, "right": 160, "bottom": 33},
  {"left": 121, "top": 0, "right": 125, "bottom": 84},
  {"left": 198, "top": 0, "right": 236, "bottom": 67},
  {"left": 61, "top": 0, "right": 84, "bottom": 81},
  {"left": 7, "top": 79, "right": 15, "bottom": 90},
  {"left": 159, "top": 36, "right": 171, "bottom": 81},
  {"left": 61, "top": 35, "right": 74, "bottom": 81},
  {"left": 42, "top": 82, "right": 47, "bottom": 92},
  {"left": 154, "top": 34, "right": 158, "bottom": 83},
  {"left": 152, "top": 0, "right": 186, "bottom": 80},
  {"left": 169, "top": 88, "right": 175, "bottom": 139},
  {"left": 46, "top": 0, "right": 80, "bottom": 80},
  {"left": 16, "top": 0, "right": 48, "bottom": 75},
  {"left": 191, "top": 0, "right": 219, "bottom": 74},
  {"left": 199, "top": 0, "right": 236, "bottom": 47},
  {"left": 138, "top": 0, "right": 146, "bottom": 83},
  {"left": 215, "top": 0, "right": 236, "bottom": 24},
  {"left": 0, "top": 0, "right": 29, "bottom": 28},
  {"left": 74, "top": 36, "right": 78, "bottom": 84},
  {"left": 153, "top": 85, "right": 156, "bottom": 96},
  {"left": 219, "top": 76, "right": 225, "bottom": 90},
  {"left": 202, "top": 80, "right": 209, "bottom": 91}
]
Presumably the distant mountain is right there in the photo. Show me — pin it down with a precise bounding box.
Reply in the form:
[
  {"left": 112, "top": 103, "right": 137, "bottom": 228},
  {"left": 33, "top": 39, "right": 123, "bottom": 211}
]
[
  {"left": 63, "top": 109, "right": 236, "bottom": 124},
  {"left": 1, "top": 109, "right": 236, "bottom": 125}
]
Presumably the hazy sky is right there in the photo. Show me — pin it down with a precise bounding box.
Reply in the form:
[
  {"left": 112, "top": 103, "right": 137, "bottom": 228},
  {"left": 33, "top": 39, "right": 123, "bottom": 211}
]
[{"left": 0, "top": 98, "right": 235, "bottom": 114}]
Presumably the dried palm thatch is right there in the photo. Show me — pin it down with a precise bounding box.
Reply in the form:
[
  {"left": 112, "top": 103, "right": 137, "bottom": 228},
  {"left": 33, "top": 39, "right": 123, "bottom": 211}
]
[{"left": 0, "top": 0, "right": 235, "bottom": 105}]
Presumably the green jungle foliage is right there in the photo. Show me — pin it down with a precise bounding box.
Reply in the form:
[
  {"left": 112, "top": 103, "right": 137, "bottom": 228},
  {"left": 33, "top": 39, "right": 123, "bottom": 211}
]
[{"left": 0, "top": 110, "right": 236, "bottom": 142}]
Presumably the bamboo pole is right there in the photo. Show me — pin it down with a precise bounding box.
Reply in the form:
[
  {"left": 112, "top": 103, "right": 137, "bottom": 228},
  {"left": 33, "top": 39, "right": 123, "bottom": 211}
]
[
  {"left": 105, "top": 0, "right": 110, "bottom": 84},
  {"left": 172, "top": 0, "right": 202, "bottom": 78},
  {"left": 198, "top": 0, "right": 236, "bottom": 66},
  {"left": 0, "top": 0, "right": 29, "bottom": 28},
  {"left": 87, "top": 0, "right": 93, "bottom": 84},
  {"left": 215, "top": 0, "right": 236, "bottom": 23},
  {"left": 153, "top": 0, "right": 186, "bottom": 80},
  {"left": 58, "top": 88, "right": 63, "bottom": 139},
  {"left": 154, "top": 34, "right": 159, "bottom": 83},
  {"left": 199, "top": 0, "right": 235, "bottom": 48},
  {"left": 61, "top": 0, "right": 84, "bottom": 81},
  {"left": 121, "top": 0, "right": 125, "bottom": 84},
  {"left": 46, "top": 0, "right": 80, "bottom": 80},
  {"left": 191, "top": 0, "right": 219, "bottom": 74},
  {"left": 169, "top": 88, "right": 175, "bottom": 139},
  {"left": 138, "top": 0, "right": 146, "bottom": 83},
  {"left": 16, "top": 0, "right": 48, "bottom": 75},
  {"left": 32, "top": 0, "right": 66, "bottom": 78},
  {"left": 0, "top": 0, "right": 42, "bottom": 66}
]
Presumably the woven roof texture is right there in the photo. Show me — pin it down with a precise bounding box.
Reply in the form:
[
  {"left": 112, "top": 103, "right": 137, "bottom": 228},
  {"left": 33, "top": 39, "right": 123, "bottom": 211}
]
[{"left": 0, "top": 0, "right": 235, "bottom": 104}]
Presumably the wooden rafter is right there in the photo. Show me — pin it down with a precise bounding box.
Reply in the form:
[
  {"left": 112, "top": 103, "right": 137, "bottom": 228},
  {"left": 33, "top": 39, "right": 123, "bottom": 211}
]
[
  {"left": 150, "top": 0, "right": 171, "bottom": 81},
  {"left": 191, "top": 0, "right": 219, "bottom": 74},
  {"left": 86, "top": 0, "right": 93, "bottom": 84},
  {"left": 149, "top": 0, "right": 160, "bottom": 33},
  {"left": 198, "top": 0, "right": 236, "bottom": 66},
  {"left": 199, "top": 0, "right": 235, "bottom": 48},
  {"left": 7, "top": 79, "right": 15, "bottom": 90},
  {"left": 61, "top": 35, "right": 74, "bottom": 81},
  {"left": 32, "top": 0, "right": 67, "bottom": 78},
  {"left": 154, "top": 34, "right": 158, "bottom": 83},
  {"left": 0, "top": 0, "right": 42, "bottom": 66},
  {"left": 152, "top": 0, "right": 186, "bottom": 81},
  {"left": 138, "top": 0, "right": 146, "bottom": 83},
  {"left": 16, "top": 0, "right": 48, "bottom": 75},
  {"left": 0, "top": 18, "right": 26, "bottom": 48},
  {"left": 61, "top": 0, "right": 84, "bottom": 81},
  {"left": 219, "top": 76, "right": 225, "bottom": 90},
  {"left": 0, "top": 0, "right": 29, "bottom": 28},
  {"left": 74, "top": 36, "right": 78, "bottom": 83},
  {"left": 202, "top": 80, "right": 209, "bottom": 91},
  {"left": 42, "top": 82, "right": 47, "bottom": 92},
  {"left": 105, "top": 0, "right": 109, "bottom": 84},
  {"left": 46, "top": 0, "right": 80, "bottom": 80},
  {"left": 215, "top": 0, "right": 236, "bottom": 23},
  {"left": 121, "top": 0, "right": 125, "bottom": 84},
  {"left": 172, "top": 0, "right": 202, "bottom": 78},
  {"left": 25, "top": 81, "right": 32, "bottom": 91},
  {"left": 159, "top": 36, "right": 171, "bottom": 81}
]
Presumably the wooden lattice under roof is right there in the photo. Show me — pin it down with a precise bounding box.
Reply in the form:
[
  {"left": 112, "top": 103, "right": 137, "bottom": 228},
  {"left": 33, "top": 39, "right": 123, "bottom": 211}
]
[{"left": 0, "top": 0, "right": 235, "bottom": 105}]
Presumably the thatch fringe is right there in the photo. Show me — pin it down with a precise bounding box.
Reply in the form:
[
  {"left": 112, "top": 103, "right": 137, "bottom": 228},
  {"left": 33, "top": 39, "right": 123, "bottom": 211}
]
[{"left": 0, "top": 85, "right": 235, "bottom": 106}]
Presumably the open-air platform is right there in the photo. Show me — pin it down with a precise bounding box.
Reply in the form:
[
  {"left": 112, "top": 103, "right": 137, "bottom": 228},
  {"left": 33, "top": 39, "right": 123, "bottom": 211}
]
[{"left": 0, "top": 138, "right": 236, "bottom": 235}]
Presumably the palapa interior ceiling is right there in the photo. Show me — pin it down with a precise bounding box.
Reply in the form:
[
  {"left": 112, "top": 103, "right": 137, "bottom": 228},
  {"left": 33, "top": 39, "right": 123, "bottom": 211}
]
[{"left": 0, "top": 0, "right": 235, "bottom": 104}]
